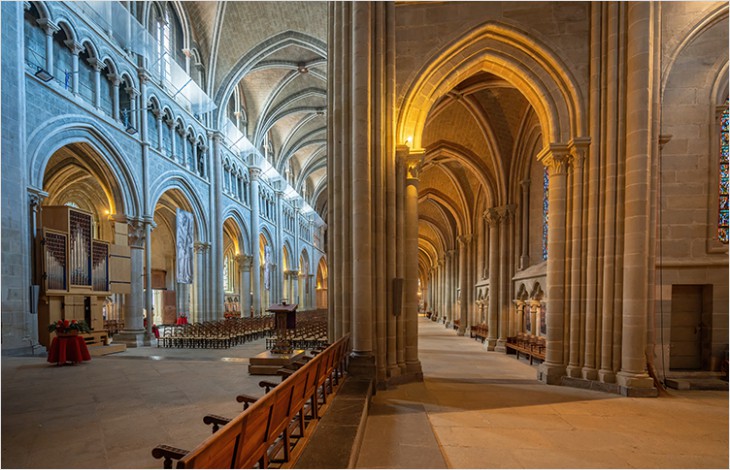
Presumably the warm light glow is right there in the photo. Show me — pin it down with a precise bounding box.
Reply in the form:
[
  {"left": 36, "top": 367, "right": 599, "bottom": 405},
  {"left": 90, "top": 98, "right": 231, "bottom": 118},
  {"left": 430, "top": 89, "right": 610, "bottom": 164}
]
[
  {"left": 103, "top": 209, "right": 110, "bottom": 215},
  {"left": 405, "top": 136, "right": 413, "bottom": 145}
]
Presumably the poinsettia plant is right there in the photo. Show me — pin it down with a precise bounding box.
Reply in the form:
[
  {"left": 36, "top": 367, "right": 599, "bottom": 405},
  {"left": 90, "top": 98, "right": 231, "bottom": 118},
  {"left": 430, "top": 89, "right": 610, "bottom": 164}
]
[{"left": 48, "top": 319, "right": 91, "bottom": 334}]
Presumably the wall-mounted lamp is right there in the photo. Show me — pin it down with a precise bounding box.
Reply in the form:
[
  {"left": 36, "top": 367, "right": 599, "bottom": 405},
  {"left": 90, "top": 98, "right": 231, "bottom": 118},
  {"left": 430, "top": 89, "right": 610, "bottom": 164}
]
[{"left": 34, "top": 66, "right": 53, "bottom": 82}]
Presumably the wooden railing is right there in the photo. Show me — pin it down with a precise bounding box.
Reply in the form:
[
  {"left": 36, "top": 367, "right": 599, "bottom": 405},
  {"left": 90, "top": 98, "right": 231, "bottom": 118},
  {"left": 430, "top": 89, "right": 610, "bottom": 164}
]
[{"left": 152, "top": 334, "right": 351, "bottom": 469}]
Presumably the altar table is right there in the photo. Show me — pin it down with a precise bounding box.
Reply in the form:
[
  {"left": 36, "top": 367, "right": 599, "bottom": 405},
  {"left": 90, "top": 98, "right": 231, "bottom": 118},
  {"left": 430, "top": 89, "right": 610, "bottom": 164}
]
[{"left": 47, "top": 335, "right": 91, "bottom": 365}]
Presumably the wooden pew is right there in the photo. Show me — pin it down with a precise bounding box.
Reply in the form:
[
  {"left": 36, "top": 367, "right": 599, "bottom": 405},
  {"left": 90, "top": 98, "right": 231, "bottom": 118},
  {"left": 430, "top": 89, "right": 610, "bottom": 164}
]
[
  {"left": 152, "top": 334, "right": 351, "bottom": 469},
  {"left": 505, "top": 334, "right": 546, "bottom": 364}
]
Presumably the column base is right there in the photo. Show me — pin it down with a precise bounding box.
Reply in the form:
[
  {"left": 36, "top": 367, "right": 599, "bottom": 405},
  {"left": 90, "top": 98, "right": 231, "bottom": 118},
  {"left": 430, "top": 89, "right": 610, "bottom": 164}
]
[
  {"left": 616, "top": 371, "right": 657, "bottom": 396},
  {"left": 114, "top": 329, "right": 147, "bottom": 348},
  {"left": 494, "top": 338, "right": 507, "bottom": 353},
  {"left": 348, "top": 353, "right": 376, "bottom": 381},
  {"left": 485, "top": 338, "right": 498, "bottom": 351},
  {"left": 581, "top": 367, "right": 598, "bottom": 381},
  {"left": 405, "top": 360, "right": 423, "bottom": 379},
  {"left": 387, "top": 365, "right": 401, "bottom": 379},
  {"left": 445, "top": 321, "right": 453, "bottom": 329},
  {"left": 538, "top": 362, "right": 566, "bottom": 385},
  {"left": 598, "top": 369, "right": 616, "bottom": 383},
  {"left": 456, "top": 327, "right": 466, "bottom": 336},
  {"left": 566, "top": 364, "right": 583, "bottom": 378}
]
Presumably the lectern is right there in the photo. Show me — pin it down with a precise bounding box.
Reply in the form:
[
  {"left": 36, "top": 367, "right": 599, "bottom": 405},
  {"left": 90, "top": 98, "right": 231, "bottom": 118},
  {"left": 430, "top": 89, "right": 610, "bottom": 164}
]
[{"left": 266, "top": 302, "right": 298, "bottom": 353}]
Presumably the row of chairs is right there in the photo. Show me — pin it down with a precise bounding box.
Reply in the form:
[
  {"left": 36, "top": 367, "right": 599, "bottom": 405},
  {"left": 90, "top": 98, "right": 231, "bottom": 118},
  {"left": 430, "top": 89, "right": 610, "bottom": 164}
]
[
  {"left": 156, "top": 316, "right": 274, "bottom": 349},
  {"left": 152, "top": 334, "right": 351, "bottom": 469}
]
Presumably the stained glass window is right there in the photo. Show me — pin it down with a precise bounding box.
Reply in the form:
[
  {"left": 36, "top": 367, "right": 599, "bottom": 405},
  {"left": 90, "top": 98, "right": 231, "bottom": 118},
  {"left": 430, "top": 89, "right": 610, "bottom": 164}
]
[
  {"left": 542, "top": 166, "right": 549, "bottom": 260},
  {"left": 719, "top": 98, "right": 729, "bottom": 244}
]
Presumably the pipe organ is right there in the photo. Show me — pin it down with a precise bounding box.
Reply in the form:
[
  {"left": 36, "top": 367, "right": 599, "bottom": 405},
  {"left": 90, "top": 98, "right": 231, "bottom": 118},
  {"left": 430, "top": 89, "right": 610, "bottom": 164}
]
[{"left": 36, "top": 206, "right": 115, "bottom": 347}]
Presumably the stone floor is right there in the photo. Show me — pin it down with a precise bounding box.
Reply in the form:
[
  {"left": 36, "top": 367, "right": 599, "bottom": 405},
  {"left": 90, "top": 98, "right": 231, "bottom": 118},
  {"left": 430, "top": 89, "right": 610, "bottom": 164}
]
[
  {"left": 355, "top": 317, "right": 729, "bottom": 469},
  {"left": 2, "top": 319, "right": 728, "bottom": 469}
]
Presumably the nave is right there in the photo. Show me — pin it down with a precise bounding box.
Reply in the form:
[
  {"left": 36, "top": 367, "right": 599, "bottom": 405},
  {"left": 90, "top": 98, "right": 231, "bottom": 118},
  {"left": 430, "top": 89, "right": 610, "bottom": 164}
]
[{"left": 2, "top": 316, "right": 727, "bottom": 469}]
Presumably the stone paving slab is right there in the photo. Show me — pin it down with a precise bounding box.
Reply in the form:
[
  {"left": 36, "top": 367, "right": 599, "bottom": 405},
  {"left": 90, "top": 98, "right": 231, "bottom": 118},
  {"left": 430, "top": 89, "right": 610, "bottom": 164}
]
[{"left": 355, "top": 316, "right": 729, "bottom": 469}]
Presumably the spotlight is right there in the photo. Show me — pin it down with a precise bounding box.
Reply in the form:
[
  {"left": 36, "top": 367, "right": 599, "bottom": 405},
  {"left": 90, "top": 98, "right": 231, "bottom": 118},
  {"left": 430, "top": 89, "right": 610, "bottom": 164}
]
[{"left": 34, "top": 67, "right": 53, "bottom": 82}]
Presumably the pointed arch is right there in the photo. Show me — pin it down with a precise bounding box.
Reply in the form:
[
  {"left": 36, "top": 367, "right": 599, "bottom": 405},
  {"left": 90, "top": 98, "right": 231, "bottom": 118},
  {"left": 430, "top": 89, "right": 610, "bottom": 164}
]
[{"left": 397, "top": 21, "right": 585, "bottom": 151}]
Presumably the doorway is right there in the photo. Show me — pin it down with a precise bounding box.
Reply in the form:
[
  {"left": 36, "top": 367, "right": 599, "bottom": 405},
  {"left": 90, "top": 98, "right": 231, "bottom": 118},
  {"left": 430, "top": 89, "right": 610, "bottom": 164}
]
[{"left": 670, "top": 285, "right": 712, "bottom": 370}]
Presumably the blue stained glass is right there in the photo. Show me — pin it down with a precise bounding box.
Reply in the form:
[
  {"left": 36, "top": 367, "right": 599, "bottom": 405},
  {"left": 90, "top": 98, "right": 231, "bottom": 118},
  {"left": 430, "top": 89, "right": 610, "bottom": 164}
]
[
  {"left": 542, "top": 167, "right": 549, "bottom": 260},
  {"left": 720, "top": 98, "right": 729, "bottom": 244}
]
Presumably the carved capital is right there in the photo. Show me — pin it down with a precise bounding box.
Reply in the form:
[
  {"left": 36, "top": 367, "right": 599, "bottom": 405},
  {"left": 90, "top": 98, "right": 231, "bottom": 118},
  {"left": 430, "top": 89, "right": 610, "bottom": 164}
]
[
  {"left": 537, "top": 144, "right": 570, "bottom": 175},
  {"left": 86, "top": 57, "right": 105, "bottom": 72},
  {"left": 568, "top": 137, "right": 590, "bottom": 170},
  {"left": 127, "top": 219, "right": 146, "bottom": 249},
  {"left": 125, "top": 86, "right": 140, "bottom": 97},
  {"left": 63, "top": 40, "right": 84, "bottom": 56},
  {"left": 138, "top": 68, "right": 151, "bottom": 84},
  {"left": 484, "top": 208, "right": 500, "bottom": 226},
  {"left": 194, "top": 241, "right": 210, "bottom": 254},
  {"left": 457, "top": 234, "right": 473, "bottom": 246},
  {"left": 37, "top": 18, "right": 60, "bottom": 36},
  {"left": 107, "top": 73, "right": 121, "bottom": 86},
  {"left": 249, "top": 167, "right": 263, "bottom": 180},
  {"left": 497, "top": 204, "right": 516, "bottom": 224},
  {"left": 402, "top": 150, "right": 425, "bottom": 183},
  {"left": 235, "top": 253, "right": 252, "bottom": 268},
  {"left": 28, "top": 187, "right": 49, "bottom": 212}
]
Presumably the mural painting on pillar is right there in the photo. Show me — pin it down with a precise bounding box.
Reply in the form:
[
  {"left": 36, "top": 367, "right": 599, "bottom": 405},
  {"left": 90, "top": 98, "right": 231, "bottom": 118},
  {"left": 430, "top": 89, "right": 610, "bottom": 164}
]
[
  {"left": 176, "top": 208, "right": 194, "bottom": 284},
  {"left": 264, "top": 245, "right": 272, "bottom": 290}
]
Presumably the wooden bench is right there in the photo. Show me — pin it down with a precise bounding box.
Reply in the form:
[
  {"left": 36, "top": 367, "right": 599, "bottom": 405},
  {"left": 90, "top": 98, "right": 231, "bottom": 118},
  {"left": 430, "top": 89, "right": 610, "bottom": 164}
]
[
  {"left": 152, "top": 334, "right": 350, "bottom": 469},
  {"left": 506, "top": 334, "right": 545, "bottom": 365},
  {"left": 470, "top": 323, "right": 488, "bottom": 343}
]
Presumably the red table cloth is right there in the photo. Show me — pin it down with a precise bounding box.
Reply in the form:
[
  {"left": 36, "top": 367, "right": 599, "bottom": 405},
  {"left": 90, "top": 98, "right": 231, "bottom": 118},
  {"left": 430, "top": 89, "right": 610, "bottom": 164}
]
[
  {"left": 47, "top": 335, "right": 91, "bottom": 365},
  {"left": 175, "top": 317, "right": 188, "bottom": 325}
]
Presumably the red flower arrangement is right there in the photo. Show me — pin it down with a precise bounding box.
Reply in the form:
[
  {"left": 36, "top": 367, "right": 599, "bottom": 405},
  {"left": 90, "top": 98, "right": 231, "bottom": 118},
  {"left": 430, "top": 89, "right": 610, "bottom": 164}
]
[{"left": 48, "top": 319, "right": 91, "bottom": 334}]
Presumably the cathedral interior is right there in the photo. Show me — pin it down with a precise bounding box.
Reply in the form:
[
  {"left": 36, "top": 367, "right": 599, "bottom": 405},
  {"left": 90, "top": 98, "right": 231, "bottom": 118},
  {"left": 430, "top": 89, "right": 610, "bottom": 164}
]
[{"left": 1, "top": 1, "right": 728, "bottom": 468}]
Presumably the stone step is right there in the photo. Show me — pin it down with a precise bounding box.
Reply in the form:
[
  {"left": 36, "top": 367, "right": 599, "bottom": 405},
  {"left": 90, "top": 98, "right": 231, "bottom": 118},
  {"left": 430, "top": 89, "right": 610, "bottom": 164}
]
[
  {"left": 665, "top": 378, "right": 728, "bottom": 391},
  {"left": 88, "top": 343, "right": 127, "bottom": 357}
]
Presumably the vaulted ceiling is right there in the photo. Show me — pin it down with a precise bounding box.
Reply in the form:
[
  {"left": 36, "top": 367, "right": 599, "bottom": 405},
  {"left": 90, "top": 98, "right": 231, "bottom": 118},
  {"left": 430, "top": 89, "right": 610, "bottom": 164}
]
[{"left": 180, "top": 1, "right": 328, "bottom": 220}]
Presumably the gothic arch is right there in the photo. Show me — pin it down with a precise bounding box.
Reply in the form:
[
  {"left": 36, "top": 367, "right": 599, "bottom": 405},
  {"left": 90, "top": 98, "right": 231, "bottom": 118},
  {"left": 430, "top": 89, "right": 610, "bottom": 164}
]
[
  {"left": 222, "top": 209, "right": 251, "bottom": 255},
  {"left": 26, "top": 116, "right": 141, "bottom": 217},
  {"left": 397, "top": 21, "right": 585, "bottom": 151},
  {"left": 149, "top": 174, "right": 208, "bottom": 242}
]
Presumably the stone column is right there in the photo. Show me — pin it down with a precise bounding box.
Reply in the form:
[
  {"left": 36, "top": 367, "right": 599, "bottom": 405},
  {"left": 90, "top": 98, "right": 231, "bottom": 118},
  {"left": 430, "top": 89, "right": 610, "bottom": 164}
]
[
  {"left": 195, "top": 242, "right": 210, "bottom": 321},
  {"left": 438, "top": 258, "right": 445, "bottom": 322},
  {"left": 156, "top": 114, "right": 164, "bottom": 152},
  {"left": 403, "top": 152, "right": 423, "bottom": 375},
  {"left": 599, "top": 1, "right": 622, "bottom": 384},
  {"left": 88, "top": 57, "right": 103, "bottom": 109},
  {"left": 179, "top": 127, "right": 187, "bottom": 167},
  {"left": 484, "top": 209, "right": 500, "bottom": 350},
  {"left": 249, "top": 167, "right": 262, "bottom": 315},
  {"left": 444, "top": 250, "right": 454, "bottom": 327},
  {"left": 538, "top": 145, "right": 570, "bottom": 384},
  {"left": 38, "top": 19, "right": 59, "bottom": 76},
  {"left": 126, "top": 87, "right": 139, "bottom": 129},
  {"left": 64, "top": 40, "right": 82, "bottom": 96},
  {"left": 515, "top": 301, "right": 525, "bottom": 334},
  {"left": 617, "top": 1, "right": 656, "bottom": 392},
  {"left": 529, "top": 300, "right": 540, "bottom": 337},
  {"left": 583, "top": 2, "right": 603, "bottom": 382},
  {"left": 497, "top": 206, "right": 514, "bottom": 351},
  {"left": 457, "top": 234, "right": 470, "bottom": 336},
  {"left": 210, "top": 132, "right": 224, "bottom": 319},
  {"left": 348, "top": 2, "right": 374, "bottom": 359},
  {"left": 117, "top": 219, "right": 146, "bottom": 347},
  {"left": 237, "top": 254, "right": 252, "bottom": 316},
  {"left": 567, "top": 139, "right": 590, "bottom": 377},
  {"left": 109, "top": 74, "right": 120, "bottom": 121},
  {"left": 274, "top": 184, "right": 284, "bottom": 303},
  {"left": 520, "top": 179, "right": 530, "bottom": 269},
  {"left": 144, "top": 219, "right": 154, "bottom": 342}
]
